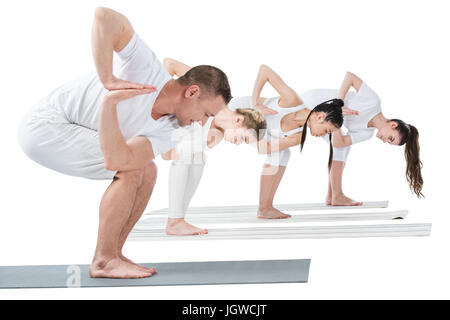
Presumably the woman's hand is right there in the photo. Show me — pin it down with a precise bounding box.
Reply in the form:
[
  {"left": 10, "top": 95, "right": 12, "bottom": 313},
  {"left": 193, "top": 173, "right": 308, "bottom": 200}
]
[
  {"left": 254, "top": 104, "right": 278, "bottom": 115},
  {"left": 342, "top": 106, "right": 359, "bottom": 116},
  {"left": 104, "top": 87, "right": 157, "bottom": 105},
  {"left": 103, "top": 76, "right": 156, "bottom": 91}
]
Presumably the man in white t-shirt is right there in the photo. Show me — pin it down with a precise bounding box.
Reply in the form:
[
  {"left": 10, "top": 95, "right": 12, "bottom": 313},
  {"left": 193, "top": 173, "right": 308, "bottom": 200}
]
[{"left": 18, "top": 8, "right": 232, "bottom": 279}]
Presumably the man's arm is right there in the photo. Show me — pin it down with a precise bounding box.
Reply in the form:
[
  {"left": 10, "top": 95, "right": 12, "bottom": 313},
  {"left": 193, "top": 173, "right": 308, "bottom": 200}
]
[
  {"left": 92, "top": 7, "right": 153, "bottom": 90},
  {"left": 99, "top": 88, "right": 157, "bottom": 172}
]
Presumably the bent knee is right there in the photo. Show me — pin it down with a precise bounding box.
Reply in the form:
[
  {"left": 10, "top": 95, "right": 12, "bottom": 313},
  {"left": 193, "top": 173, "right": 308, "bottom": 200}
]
[
  {"left": 115, "top": 168, "right": 145, "bottom": 186},
  {"left": 115, "top": 161, "right": 157, "bottom": 186},
  {"left": 143, "top": 161, "right": 158, "bottom": 185}
]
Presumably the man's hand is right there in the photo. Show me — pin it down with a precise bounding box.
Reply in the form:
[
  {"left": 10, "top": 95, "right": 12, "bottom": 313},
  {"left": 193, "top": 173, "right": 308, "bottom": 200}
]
[
  {"left": 104, "top": 87, "right": 157, "bottom": 105},
  {"left": 342, "top": 106, "right": 359, "bottom": 116},
  {"left": 254, "top": 104, "right": 278, "bottom": 115},
  {"left": 103, "top": 76, "right": 157, "bottom": 91}
]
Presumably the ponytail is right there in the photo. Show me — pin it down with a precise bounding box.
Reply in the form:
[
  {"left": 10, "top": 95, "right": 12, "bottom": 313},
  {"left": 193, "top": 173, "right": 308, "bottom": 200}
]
[
  {"left": 300, "top": 99, "right": 344, "bottom": 170},
  {"left": 393, "top": 119, "right": 424, "bottom": 198},
  {"left": 404, "top": 125, "right": 423, "bottom": 197},
  {"left": 328, "top": 134, "right": 333, "bottom": 171}
]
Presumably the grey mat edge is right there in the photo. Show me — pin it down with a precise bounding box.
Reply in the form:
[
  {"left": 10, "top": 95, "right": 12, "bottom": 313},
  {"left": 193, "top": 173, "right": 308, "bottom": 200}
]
[{"left": 0, "top": 259, "right": 311, "bottom": 289}]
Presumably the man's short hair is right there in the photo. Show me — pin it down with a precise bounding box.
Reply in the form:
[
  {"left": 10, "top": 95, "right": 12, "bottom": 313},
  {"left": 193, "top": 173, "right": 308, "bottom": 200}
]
[{"left": 176, "top": 65, "right": 232, "bottom": 103}]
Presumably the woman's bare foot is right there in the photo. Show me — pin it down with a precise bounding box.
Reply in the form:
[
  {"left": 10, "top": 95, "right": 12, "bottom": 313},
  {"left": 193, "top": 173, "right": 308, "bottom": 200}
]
[
  {"left": 119, "top": 254, "right": 157, "bottom": 274},
  {"left": 325, "top": 193, "right": 332, "bottom": 206},
  {"left": 89, "top": 257, "right": 155, "bottom": 279},
  {"left": 331, "top": 194, "right": 363, "bottom": 206},
  {"left": 166, "top": 218, "right": 208, "bottom": 236},
  {"left": 258, "top": 207, "right": 292, "bottom": 219}
]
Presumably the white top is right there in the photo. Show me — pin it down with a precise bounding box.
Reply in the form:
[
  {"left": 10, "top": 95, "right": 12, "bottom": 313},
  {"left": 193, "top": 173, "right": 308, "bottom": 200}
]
[
  {"left": 300, "top": 82, "right": 382, "bottom": 145},
  {"left": 228, "top": 96, "right": 305, "bottom": 141},
  {"left": 43, "top": 33, "right": 179, "bottom": 157},
  {"left": 174, "top": 117, "right": 215, "bottom": 159}
]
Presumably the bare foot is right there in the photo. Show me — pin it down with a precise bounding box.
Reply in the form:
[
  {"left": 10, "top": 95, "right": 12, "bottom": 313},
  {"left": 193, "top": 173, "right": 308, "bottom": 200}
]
[
  {"left": 258, "top": 207, "right": 292, "bottom": 219},
  {"left": 331, "top": 194, "right": 363, "bottom": 206},
  {"left": 325, "top": 194, "right": 332, "bottom": 206},
  {"left": 89, "top": 257, "right": 155, "bottom": 279},
  {"left": 119, "top": 254, "right": 157, "bottom": 274},
  {"left": 166, "top": 218, "right": 208, "bottom": 236}
]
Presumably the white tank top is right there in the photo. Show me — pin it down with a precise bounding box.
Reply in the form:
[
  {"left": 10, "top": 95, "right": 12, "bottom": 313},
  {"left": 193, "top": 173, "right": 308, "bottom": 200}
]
[
  {"left": 228, "top": 96, "right": 306, "bottom": 141},
  {"left": 262, "top": 97, "right": 306, "bottom": 139}
]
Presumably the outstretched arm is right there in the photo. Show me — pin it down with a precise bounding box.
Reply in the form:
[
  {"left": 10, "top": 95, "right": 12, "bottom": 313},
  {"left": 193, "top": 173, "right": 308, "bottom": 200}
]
[
  {"left": 331, "top": 129, "right": 352, "bottom": 148},
  {"left": 331, "top": 72, "right": 364, "bottom": 148},
  {"left": 252, "top": 64, "right": 303, "bottom": 108},
  {"left": 99, "top": 88, "right": 157, "bottom": 171},
  {"left": 257, "top": 132, "right": 302, "bottom": 154},
  {"left": 92, "top": 7, "right": 153, "bottom": 90},
  {"left": 337, "top": 71, "right": 363, "bottom": 100},
  {"left": 163, "top": 58, "right": 191, "bottom": 77}
]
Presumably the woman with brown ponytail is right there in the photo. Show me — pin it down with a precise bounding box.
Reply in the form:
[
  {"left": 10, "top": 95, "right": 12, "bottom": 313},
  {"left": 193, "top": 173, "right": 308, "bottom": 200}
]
[
  {"left": 301, "top": 71, "right": 424, "bottom": 206},
  {"left": 229, "top": 65, "right": 358, "bottom": 219}
]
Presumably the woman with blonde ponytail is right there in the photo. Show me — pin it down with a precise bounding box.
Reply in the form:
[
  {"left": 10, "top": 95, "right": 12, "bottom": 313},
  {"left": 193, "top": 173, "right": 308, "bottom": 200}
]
[{"left": 161, "top": 58, "right": 267, "bottom": 236}]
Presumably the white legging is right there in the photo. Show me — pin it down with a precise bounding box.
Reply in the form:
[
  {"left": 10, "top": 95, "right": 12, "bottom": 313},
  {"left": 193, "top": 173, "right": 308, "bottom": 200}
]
[{"left": 168, "top": 154, "right": 205, "bottom": 219}]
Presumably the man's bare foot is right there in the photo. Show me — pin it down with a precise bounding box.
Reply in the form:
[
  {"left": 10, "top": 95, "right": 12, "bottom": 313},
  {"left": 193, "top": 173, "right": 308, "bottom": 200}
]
[
  {"left": 331, "top": 194, "right": 363, "bottom": 206},
  {"left": 258, "top": 207, "right": 292, "bottom": 219},
  {"left": 119, "top": 254, "right": 157, "bottom": 274},
  {"left": 166, "top": 218, "right": 208, "bottom": 236},
  {"left": 89, "top": 257, "right": 155, "bottom": 279}
]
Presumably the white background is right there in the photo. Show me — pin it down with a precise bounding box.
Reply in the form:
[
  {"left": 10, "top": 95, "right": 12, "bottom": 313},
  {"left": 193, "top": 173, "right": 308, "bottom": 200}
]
[{"left": 0, "top": 0, "right": 448, "bottom": 299}]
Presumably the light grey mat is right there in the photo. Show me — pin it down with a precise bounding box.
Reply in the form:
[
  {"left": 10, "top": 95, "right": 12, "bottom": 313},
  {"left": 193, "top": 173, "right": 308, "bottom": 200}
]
[
  {"left": 0, "top": 259, "right": 310, "bottom": 289},
  {"left": 138, "top": 210, "right": 408, "bottom": 226},
  {"left": 130, "top": 223, "right": 432, "bottom": 241},
  {"left": 147, "top": 201, "right": 389, "bottom": 215}
]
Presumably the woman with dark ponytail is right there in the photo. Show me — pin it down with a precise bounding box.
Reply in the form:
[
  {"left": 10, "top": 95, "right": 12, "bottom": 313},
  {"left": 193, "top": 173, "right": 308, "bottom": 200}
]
[
  {"left": 228, "top": 65, "right": 357, "bottom": 219},
  {"left": 300, "top": 71, "right": 424, "bottom": 206}
]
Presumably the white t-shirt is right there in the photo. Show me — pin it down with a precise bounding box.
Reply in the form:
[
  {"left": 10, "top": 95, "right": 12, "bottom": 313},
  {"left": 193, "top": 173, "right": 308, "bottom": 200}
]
[
  {"left": 43, "top": 33, "right": 179, "bottom": 157},
  {"left": 300, "top": 82, "right": 382, "bottom": 145}
]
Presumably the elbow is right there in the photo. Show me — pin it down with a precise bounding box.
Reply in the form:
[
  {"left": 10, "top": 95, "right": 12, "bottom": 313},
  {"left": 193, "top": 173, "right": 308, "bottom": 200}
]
[
  {"left": 104, "top": 156, "right": 128, "bottom": 172},
  {"left": 163, "top": 58, "right": 174, "bottom": 74},
  {"left": 163, "top": 58, "right": 173, "bottom": 67},
  {"left": 94, "top": 7, "right": 111, "bottom": 21},
  {"left": 259, "top": 64, "right": 270, "bottom": 73},
  {"left": 104, "top": 159, "right": 119, "bottom": 172},
  {"left": 346, "top": 71, "right": 356, "bottom": 78}
]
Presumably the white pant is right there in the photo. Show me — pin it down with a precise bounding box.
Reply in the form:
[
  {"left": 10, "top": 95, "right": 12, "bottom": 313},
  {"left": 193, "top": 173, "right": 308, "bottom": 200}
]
[{"left": 18, "top": 101, "right": 116, "bottom": 180}]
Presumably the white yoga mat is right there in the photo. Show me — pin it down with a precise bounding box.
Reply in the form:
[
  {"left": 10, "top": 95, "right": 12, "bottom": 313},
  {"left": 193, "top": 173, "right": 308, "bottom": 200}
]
[
  {"left": 130, "top": 223, "right": 432, "bottom": 241},
  {"left": 146, "top": 201, "right": 389, "bottom": 215}
]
